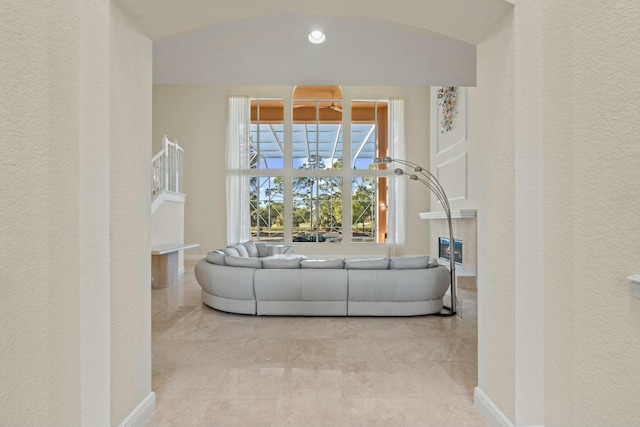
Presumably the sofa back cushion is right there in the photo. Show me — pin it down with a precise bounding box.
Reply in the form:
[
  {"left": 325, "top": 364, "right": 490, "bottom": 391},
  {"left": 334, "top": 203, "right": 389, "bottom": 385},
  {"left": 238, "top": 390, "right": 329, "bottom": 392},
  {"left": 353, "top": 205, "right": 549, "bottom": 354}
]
[
  {"left": 300, "top": 259, "right": 345, "bottom": 269},
  {"left": 389, "top": 255, "right": 430, "bottom": 270},
  {"left": 206, "top": 251, "right": 226, "bottom": 265},
  {"left": 344, "top": 258, "right": 389, "bottom": 270},
  {"left": 255, "top": 242, "right": 270, "bottom": 257},
  {"left": 262, "top": 258, "right": 301, "bottom": 269},
  {"left": 232, "top": 243, "right": 250, "bottom": 257},
  {"left": 219, "top": 247, "right": 240, "bottom": 257},
  {"left": 242, "top": 240, "right": 259, "bottom": 257},
  {"left": 225, "top": 255, "right": 262, "bottom": 268}
]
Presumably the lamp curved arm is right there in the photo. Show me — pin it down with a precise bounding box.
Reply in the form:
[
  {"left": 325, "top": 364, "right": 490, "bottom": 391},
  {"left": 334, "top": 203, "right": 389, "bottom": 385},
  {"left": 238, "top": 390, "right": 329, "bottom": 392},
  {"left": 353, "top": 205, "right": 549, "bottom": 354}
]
[
  {"left": 411, "top": 175, "right": 450, "bottom": 211},
  {"left": 379, "top": 157, "right": 451, "bottom": 212},
  {"left": 407, "top": 173, "right": 451, "bottom": 215},
  {"left": 376, "top": 156, "right": 457, "bottom": 316}
]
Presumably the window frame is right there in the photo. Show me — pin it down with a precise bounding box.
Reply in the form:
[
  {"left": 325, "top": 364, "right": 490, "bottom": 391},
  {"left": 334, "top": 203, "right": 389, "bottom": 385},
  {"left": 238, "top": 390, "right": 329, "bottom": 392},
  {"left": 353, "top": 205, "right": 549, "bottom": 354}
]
[{"left": 249, "top": 92, "right": 389, "bottom": 245}]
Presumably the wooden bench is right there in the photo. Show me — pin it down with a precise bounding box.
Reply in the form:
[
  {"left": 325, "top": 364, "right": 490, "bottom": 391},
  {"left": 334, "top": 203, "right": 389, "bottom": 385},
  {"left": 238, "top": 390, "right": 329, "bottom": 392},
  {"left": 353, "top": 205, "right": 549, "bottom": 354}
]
[{"left": 151, "top": 243, "right": 199, "bottom": 287}]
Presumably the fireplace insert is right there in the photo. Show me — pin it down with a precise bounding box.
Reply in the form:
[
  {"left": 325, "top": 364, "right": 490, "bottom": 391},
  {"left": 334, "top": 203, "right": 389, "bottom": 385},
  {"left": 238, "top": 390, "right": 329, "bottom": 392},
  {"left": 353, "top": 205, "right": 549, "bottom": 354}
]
[{"left": 439, "top": 237, "right": 463, "bottom": 265}]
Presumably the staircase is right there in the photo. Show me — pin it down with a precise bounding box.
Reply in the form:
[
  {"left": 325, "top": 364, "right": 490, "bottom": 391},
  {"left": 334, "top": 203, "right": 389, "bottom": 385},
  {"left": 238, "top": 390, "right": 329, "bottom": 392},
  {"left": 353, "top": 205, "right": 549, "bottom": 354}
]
[
  {"left": 152, "top": 135, "right": 185, "bottom": 213},
  {"left": 151, "top": 135, "right": 189, "bottom": 277}
]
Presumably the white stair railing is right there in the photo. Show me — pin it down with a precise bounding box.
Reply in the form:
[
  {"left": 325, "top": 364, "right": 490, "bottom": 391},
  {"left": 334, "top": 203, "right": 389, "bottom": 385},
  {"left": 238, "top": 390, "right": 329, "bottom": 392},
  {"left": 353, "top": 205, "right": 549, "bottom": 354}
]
[{"left": 152, "top": 135, "right": 184, "bottom": 198}]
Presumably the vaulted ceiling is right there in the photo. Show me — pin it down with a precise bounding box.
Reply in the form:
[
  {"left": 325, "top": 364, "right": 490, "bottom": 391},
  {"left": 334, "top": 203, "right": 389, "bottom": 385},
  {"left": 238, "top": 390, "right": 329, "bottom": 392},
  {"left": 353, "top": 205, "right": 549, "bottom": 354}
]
[{"left": 116, "top": 0, "right": 512, "bottom": 86}]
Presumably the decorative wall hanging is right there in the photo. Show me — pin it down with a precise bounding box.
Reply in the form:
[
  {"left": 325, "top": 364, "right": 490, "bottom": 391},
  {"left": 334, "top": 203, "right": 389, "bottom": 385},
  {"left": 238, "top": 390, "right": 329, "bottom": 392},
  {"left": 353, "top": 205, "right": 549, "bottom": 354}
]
[{"left": 437, "top": 86, "right": 458, "bottom": 133}]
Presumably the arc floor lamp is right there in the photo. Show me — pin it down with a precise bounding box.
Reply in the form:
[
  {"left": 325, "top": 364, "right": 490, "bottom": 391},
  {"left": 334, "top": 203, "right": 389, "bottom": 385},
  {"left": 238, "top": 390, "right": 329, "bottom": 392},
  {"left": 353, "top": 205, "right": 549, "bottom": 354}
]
[{"left": 374, "top": 156, "right": 457, "bottom": 316}]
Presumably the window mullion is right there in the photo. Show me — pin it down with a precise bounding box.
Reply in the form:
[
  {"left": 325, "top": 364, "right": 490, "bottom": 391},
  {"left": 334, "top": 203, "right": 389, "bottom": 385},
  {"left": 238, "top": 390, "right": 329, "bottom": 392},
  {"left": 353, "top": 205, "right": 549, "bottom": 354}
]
[
  {"left": 341, "top": 98, "right": 352, "bottom": 244},
  {"left": 283, "top": 96, "right": 293, "bottom": 243}
]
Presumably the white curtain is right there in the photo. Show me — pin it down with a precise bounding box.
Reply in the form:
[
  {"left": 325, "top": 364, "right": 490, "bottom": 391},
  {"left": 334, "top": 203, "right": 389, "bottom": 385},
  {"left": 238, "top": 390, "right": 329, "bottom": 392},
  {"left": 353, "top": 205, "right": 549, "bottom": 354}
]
[
  {"left": 387, "top": 98, "right": 406, "bottom": 257},
  {"left": 226, "top": 95, "right": 251, "bottom": 245}
]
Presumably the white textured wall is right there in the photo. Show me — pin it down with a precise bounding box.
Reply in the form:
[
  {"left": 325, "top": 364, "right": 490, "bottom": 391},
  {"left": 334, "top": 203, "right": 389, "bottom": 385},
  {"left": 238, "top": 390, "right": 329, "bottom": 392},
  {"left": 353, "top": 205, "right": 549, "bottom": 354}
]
[
  {"left": 152, "top": 85, "right": 232, "bottom": 256},
  {"left": 468, "top": 10, "right": 517, "bottom": 423},
  {"left": 79, "top": 1, "right": 112, "bottom": 424},
  {"left": 151, "top": 201, "right": 185, "bottom": 247},
  {"left": 471, "top": 1, "right": 640, "bottom": 426},
  {"left": 512, "top": 1, "right": 544, "bottom": 424},
  {"left": 151, "top": 200, "right": 185, "bottom": 270},
  {"left": 0, "top": 2, "right": 82, "bottom": 425},
  {"left": 110, "top": 2, "right": 153, "bottom": 425},
  {"left": 534, "top": 1, "right": 640, "bottom": 425},
  {"left": 0, "top": 2, "right": 152, "bottom": 426},
  {"left": 152, "top": 85, "right": 431, "bottom": 257}
]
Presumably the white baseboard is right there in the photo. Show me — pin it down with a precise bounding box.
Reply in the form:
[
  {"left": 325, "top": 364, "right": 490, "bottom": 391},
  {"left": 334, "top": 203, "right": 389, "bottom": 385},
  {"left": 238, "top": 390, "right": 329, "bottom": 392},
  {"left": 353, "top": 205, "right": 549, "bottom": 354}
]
[
  {"left": 474, "top": 387, "right": 546, "bottom": 427},
  {"left": 474, "top": 387, "right": 514, "bottom": 427},
  {"left": 118, "top": 392, "right": 156, "bottom": 427}
]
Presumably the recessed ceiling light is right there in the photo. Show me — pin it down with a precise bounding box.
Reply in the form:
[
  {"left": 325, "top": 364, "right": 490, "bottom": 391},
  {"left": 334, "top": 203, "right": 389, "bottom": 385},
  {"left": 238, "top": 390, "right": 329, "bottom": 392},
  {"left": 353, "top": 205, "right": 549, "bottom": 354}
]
[{"left": 308, "top": 30, "right": 326, "bottom": 44}]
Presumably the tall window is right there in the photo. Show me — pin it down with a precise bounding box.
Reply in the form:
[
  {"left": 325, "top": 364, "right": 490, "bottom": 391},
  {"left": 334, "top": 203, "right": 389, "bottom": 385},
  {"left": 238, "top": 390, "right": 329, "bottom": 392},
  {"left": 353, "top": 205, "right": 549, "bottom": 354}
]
[
  {"left": 250, "top": 99, "right": 284, "bottom": 242},
  {"left": 351, "top": 100, "right": 388, "bottom": 243},
  {"left": 250, "top": 86, "right": 389, "bottom": 244},
  {"left": 291, "top": 86, "right": 344, "bottom": 243}
]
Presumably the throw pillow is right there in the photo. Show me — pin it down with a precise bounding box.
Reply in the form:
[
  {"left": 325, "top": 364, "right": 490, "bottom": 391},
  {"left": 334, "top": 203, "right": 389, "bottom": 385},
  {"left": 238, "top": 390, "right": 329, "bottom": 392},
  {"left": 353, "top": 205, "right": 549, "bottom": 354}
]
[
  {"left": 389, "top": 256, "right": 430, "bottom": 270},
  {"left": 344, "top": 258, "right": 390, "bottom": 270},
  {"left": 262, "top": 258, "right": 301, "bottom": 269},
  {"left": 224, "top": 255, "right": 262, "bottom": 268},
  {"left": 206, "top": 251, "right": 226, "bottom": 265},
  {"left": 232, "top": 243, "right": 250, "bottom": 258},
  {"left": 242, "top": 240, "right": 259, "bottom": 257},
  {"left": 300, "top": 259, "right": 345, "bottom": 269}
]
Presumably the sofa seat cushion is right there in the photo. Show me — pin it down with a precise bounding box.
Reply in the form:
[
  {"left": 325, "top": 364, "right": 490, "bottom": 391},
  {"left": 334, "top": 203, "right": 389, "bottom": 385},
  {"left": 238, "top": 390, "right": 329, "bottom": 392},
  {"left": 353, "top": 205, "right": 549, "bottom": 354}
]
[
  {"left": 225, "top": 255, "right": 262, "bottom": 268},
  {"left": 347, "top": 267, "right": 450, "bottom": 302},
  {"left": 255, "top": 269, "right": 348, "bottom": 301},
  {"left": 301, "top": 258, "right": 344, "bottom": 269}
]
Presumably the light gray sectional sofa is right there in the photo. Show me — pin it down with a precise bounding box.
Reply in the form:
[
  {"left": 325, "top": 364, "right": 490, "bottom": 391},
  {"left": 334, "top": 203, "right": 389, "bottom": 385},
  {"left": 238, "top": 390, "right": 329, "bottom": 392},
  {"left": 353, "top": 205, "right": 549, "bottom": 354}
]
[{"left": 194, "top": 240, "right": 451, "bottom": 317}]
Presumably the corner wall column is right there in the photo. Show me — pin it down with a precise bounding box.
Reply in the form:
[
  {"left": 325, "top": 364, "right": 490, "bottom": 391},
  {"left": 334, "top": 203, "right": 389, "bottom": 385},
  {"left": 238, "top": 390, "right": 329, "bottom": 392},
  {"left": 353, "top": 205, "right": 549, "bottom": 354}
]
[
  {"left": 514, "top": 1, "right": 544, "bottom": 425},
  {"left": 80, "top": 0, "right": 112, "bottom": 425}
]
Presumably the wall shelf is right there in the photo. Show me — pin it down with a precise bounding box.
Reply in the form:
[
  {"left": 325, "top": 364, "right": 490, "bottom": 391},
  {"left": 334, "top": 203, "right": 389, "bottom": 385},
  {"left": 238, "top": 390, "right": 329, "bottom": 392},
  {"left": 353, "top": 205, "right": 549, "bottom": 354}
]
[{"left": 419, "top": 209, "right": 477, "bottom": 220}]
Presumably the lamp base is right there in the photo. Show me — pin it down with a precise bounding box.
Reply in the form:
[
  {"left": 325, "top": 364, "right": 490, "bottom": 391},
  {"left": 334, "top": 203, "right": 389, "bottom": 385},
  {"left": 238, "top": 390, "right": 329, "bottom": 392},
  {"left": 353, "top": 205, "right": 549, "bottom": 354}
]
[{"left": 432, "top": 306, "right": 456, "bottom": 317}]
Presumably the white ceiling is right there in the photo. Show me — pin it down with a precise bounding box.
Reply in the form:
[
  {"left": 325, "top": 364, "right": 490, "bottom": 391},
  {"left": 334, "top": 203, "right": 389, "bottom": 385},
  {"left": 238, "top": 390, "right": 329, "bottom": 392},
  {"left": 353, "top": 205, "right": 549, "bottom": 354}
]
[{"left": 116, "top": 0, "right": 513, "bottom": 86}]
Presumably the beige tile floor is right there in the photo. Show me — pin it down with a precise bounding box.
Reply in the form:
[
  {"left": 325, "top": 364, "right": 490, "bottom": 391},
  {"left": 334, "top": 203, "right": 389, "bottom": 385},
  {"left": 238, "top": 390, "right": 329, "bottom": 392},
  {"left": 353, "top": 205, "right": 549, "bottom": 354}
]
[{"left": 147, "top": 263, "right": 487, "bottom": 427}]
